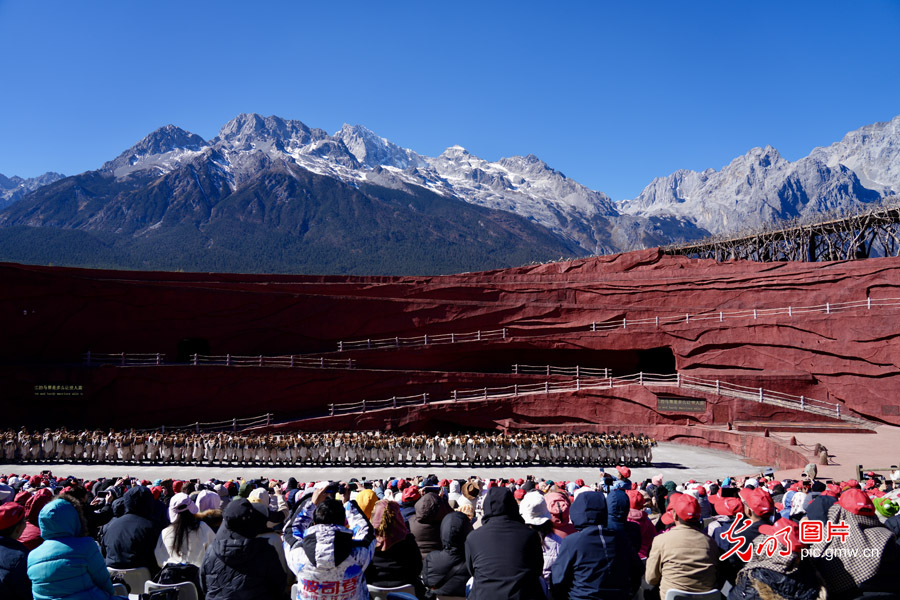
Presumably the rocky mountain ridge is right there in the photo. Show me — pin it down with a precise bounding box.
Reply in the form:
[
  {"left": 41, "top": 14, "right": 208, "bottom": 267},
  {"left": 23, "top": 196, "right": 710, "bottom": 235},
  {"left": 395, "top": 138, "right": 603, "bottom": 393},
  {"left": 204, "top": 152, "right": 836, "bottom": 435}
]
[
  {"left": 0, "top": 171, "right": 65, "bottom": 210},
  {"left": 1, "top": 112, "right": 898, "bottom": 273}
]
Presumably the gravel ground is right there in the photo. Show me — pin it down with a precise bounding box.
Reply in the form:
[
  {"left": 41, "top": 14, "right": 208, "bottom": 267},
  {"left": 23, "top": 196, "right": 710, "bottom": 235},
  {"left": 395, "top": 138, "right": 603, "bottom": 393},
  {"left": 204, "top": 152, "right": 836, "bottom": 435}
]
[{"left": 0, "top": 442, "right": 760, "bottom": 485}]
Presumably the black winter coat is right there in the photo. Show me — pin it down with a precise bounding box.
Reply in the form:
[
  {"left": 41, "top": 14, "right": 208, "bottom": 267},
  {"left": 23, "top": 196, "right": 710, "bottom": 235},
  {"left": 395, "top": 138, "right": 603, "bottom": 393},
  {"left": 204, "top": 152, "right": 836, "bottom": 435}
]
[
  {"left": 100, "top": 486, "right": 162, "bottom": 575},
  {"left": 0, "top": 536, "right": 31, "bottom": 600},
  {"left": 728, "top": 565, "right": 821, "bottom": 600},
  {"left": 465, "top": 487, "right": 544, "bottom": 600},
  {"left": 423, "top": 511, "right": 472, "bottom": 598},
  {"left": 200, "top": 499, "right": 287, "bottom": 600},
  {"left": 365, "top": 534, "right": 426, "bottom": 598},
  {"left": 409, "top": 493, "right": 452, "bottom": 559}
]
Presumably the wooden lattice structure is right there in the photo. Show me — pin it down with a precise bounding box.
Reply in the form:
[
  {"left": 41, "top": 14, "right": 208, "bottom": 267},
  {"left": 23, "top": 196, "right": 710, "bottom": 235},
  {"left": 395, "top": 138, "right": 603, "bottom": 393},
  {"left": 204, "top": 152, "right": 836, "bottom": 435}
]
[{"left": 663, "top": 196, "right": 900, "bottom": 262}]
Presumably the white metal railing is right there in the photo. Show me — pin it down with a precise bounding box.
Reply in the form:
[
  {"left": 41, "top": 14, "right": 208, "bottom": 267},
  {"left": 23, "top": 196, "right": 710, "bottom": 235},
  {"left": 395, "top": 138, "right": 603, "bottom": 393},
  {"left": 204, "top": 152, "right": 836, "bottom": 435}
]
[
  {"left": 337, "top": 328, "right": 508, "bottom": 352},
  {"left": 136, "top": 412, "right": 273, "bottom": 433},
  {"left": 191, "top": 354, "right": 355, "bottom": 369},
  {"left": 84, "top": 352, "right": 165, "bottom": 366},
  {"left": 513, "top": 364, "right": 611, "bottom": 378},
  {"left": 336, "top": 296, "right": 900, "bottom": 352},
  {"left": 84, "top": 352, "right": 355, "bottom": 369},
  {"left": 325, "top": 372, "right": 866, "bottom": 424},
  {"left": 588, "top": 297, "right": 900, "bottom": 332}
]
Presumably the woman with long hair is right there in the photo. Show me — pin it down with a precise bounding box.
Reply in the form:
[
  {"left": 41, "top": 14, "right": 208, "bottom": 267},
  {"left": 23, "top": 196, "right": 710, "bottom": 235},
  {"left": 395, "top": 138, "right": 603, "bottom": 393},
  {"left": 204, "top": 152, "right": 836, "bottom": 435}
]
[{"left": 155, "top": 493, "right": 215, "bottom": 568}]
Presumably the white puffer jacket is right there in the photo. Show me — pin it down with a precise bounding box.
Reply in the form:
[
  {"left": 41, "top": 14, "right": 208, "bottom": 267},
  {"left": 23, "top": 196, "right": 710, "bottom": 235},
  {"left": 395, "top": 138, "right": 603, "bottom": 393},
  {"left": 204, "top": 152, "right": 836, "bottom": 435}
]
[{"left": 284, "top": 499, "right": 375, "bottom": 600}]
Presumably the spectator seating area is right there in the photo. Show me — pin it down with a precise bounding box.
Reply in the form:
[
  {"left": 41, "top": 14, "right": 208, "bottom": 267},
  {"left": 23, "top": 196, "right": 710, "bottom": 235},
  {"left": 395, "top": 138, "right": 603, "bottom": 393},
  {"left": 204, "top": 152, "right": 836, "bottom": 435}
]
[{"left": 1, "top": 464, "right": 899, "bottom": 600}]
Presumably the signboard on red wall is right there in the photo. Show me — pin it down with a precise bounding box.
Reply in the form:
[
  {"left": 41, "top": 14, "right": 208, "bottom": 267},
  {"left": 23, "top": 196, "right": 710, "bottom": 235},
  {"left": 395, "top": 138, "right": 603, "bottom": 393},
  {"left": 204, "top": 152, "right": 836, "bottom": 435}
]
[{"left": 657, "top": 396, "right": 706, "bottom": 413}]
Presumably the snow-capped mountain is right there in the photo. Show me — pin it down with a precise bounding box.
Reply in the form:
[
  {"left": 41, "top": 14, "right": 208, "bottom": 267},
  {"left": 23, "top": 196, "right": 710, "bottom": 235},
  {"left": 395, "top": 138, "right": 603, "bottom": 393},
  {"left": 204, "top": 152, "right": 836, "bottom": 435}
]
[
  {"left": 0, "top": 172, "right": 65, "bottom": 210},
  {"left": 3, "top": 111, "right": 897, "bottom": 274},
  {"left": 0, "top": 114, "right": 586, "bottom": 275},
  {"left": 809, "top": 114, "right": 900, "bottom": 195},
  {"left": 102, "top": 124, "right": 207, "bottom": 178},
  {"left": 333, "top": 124, "right": 428, "bottom": 170},
  {"left": 620, "top": 146, "right": 882, "bottom": 235},
  {"left": 71, "top": 114, "right": 671, "bottom": 254}
]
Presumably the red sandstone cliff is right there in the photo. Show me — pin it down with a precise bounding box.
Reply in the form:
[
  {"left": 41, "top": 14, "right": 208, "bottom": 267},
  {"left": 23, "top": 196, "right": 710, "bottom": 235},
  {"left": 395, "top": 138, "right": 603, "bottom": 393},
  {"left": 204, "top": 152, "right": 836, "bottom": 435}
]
[{"left": 3, "top": 248, "right": 900, "bottom": 428}]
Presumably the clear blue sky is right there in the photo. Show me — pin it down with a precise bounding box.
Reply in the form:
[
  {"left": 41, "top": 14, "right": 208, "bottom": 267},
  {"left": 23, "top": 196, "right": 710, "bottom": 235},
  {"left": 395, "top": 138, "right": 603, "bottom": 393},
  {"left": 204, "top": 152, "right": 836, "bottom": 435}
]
[{"left": 1, "top": 1, "right": 898, "bottom": 200}]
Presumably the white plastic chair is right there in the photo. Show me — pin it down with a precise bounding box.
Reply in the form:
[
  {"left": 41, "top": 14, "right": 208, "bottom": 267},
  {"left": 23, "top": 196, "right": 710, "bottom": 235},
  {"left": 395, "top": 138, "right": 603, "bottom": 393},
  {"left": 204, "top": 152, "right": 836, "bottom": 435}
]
[
  {"left": 107, "top": 566, "right": 151, "bottom": 598},
  {"left": 144, "top": 580, "right": 199, "bottom": 600},
  {"left": 664, "top": 589, "right": 722, "bottom": 600},
  {"left": 290, "top": 583, "right": 299, "bottom": 599},
  {"left": 367, "top": 583, "right": 417, "bottom": 600}
]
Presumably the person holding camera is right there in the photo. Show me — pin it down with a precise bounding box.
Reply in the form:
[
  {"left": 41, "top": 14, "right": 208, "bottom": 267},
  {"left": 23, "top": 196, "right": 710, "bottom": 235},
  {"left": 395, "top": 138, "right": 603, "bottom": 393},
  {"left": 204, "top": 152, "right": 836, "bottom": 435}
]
[{"left": 283, "top": 482, "right": 376, "bottom": 600}]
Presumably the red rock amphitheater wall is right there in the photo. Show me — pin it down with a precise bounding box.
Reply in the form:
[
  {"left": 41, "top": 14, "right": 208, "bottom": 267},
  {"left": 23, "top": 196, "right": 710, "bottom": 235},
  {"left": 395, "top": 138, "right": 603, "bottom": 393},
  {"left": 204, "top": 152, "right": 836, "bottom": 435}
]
[{"left": 3, "top": 248, "right": 900, "bottom": 427}]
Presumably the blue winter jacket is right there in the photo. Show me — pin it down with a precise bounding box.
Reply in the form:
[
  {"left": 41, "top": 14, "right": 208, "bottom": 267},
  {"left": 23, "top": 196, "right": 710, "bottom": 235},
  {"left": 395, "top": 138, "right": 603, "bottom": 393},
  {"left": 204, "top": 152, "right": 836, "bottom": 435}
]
[
  {"left": 27, "top": 498, "right": 117, "bottom": 600},
  {"left": 606, "top": 488, "right": 644, "bottom": 555},
  {"left": 550, "top": 491, "right": 641, "bottom": 600}
]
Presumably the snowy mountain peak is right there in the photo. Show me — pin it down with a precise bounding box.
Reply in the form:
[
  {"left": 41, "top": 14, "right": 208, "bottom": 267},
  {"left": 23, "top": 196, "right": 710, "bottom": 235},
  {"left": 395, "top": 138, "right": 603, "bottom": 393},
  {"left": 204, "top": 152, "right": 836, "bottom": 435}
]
[
  {"left": 621, "top": 137, "right": 882, "bottom": 235},
  {"left": 736, "top": 145, "right": 784, "bottom": 168},
  {"left": 0, "top": 171, "right": 66, "bottom": 210},
  {"left": 214, "top": 113, "right": 328, "bottom": 151},
  {"left": 120, "top": 124, "right": 205, "bottom": 158},
  {"left": 440, "top": 145, "right": 470, "bottom": 157},
  {"left": 102, "top": 125, "right": 207, "bottom": 177},
  {"left": 337, "top": 123, "right": 378, "bottom": 140},
  {"left": 809, "top": 114, "right": 900, "bottom": 194},
  {"left": 498, "top": 154, "right": 552, "bottom": 175},
  {"left": 333, "top": 124, "right": 427, "bottom": 169}
]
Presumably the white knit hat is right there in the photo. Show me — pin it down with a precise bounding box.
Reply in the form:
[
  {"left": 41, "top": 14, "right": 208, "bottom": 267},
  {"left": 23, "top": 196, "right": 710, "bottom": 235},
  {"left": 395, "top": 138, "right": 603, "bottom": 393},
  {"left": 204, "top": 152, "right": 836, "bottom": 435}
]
[{"left": 519, "top": 491, "right": 551, "bottom": 526}]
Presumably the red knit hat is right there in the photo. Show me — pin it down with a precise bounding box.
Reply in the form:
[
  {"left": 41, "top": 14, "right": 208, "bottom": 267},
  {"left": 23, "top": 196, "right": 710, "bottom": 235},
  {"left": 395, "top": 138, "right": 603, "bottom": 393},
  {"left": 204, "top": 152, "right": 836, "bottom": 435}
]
[
  {"left": 616, "top": 466, "right": 631, "bottom": 479},
  {"left": 514, "top": 489, "right": 526, "bottom": 500}
]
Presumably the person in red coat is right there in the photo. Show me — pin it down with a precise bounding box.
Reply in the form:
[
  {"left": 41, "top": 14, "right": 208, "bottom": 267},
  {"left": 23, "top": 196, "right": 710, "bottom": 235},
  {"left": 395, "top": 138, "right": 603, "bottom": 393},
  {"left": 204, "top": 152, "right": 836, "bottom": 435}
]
[
  {"left": 18, "top": 488, "right": 53, "bottom": 552},
  {"left": 625, "top": 490, "right": 657, "bottom": 559}
]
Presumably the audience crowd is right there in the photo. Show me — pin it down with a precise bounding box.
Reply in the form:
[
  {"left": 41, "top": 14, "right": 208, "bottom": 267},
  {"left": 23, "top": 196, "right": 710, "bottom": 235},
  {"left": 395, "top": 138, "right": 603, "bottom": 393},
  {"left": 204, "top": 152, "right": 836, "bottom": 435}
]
[{"left": 1, "top": 462, "right": 899, "bottom": 599}]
